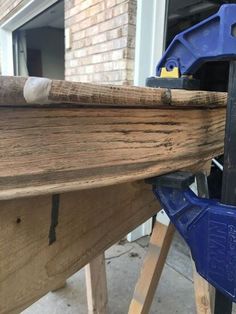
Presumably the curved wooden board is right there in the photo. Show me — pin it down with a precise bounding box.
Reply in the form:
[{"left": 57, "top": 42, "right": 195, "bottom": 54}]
[
  {"left": 0, "top": 76, "right": 227, "bottom": 108},
  {"left": 0, "top": 106, "right": 225, "bottom": 200}
]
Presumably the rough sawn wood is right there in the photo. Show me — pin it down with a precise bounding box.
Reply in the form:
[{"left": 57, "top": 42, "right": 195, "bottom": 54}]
[
  {"left": 0, "top": 76, "right": 227, "bottom": 108},
  {"left": 0, "top": 106, "right": 225, "bottom": 200},
  {"left": 0, "top": 76, "right": 226, "bottom": 200},
  {"left": 0, "top": 181, "right": 159, "bottom": 314}
]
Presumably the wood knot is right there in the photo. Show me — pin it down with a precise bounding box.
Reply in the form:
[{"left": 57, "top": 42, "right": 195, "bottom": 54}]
[{"left": 201, "top": 295, "right": 209, "bottom": 307}]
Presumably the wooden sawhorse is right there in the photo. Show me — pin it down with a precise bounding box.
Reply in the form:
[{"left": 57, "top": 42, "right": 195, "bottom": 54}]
[
  {"left": 128, "top": 220, "right": 215, "bottom": 314},
  {"left": 85, "top": 167, "right": 215, "bottom": 314},
  {"left": 80, "top": 169, "right": 215, "bottom": 314},
  {"left": 0, "top": 181, "right": 158, "bottom": 314},
  {"left": 84, "top": 219, "right": 214, "bottom": 314},
  {"left": 0, "top": 166, "right": 215, "bottom": 314},
  {"left": 128, "top": 170, "right": 215, "bottom": 314}
]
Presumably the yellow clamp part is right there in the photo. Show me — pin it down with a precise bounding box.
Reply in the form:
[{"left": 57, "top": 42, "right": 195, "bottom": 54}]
[{"left": 160, "top": 67, "right": 180, "bottom": 78}]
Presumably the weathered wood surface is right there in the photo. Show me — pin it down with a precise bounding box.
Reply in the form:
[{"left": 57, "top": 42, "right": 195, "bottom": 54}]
[
  {"left": 0, "top": 76, "right": 227, "bottom": 108},
  {"left": 129, "top": 222, "right": 175, "bottom": 314},
  {"left": 0, "top": 181, "right": 160, "bottom": 314},
  {"left": 85, "top": 254, "right": 108, "bottom": 314},
  {"left": 0, "top": 76, "right": 226, "bottom": 200},
  {"left": 193, "top": 261, "right": 215, "bottom": 314},
  {"left": 0, "top": 105, "right": 225, "bottom": 200}
]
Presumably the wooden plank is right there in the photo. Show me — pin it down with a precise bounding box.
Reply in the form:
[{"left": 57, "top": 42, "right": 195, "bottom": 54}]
[
  {"left": 0, "top": 106, "right": 225, "bottom": 200},
  {"left": 129, "top": 163, "right": 214, "bottom": 314},
  {"left": 0, "top": 76, "right": 227, "bottom": 108},
  {"left": 85, "top": 254, "right": 108, "bottom": 314},
  {"left": 128, "top": 222, "right": 175, "bottom": 314},
  {"left": 0, "top": 181, "right": 160, "bottom": 314},
  {"left": 193, "top": 262, "right": 215, "bottom": 314}
]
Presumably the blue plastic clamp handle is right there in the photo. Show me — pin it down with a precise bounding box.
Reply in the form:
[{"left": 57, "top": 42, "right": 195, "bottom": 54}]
[
  {"left": 157, "top": 4, "right": 236, "bottom": 77},
  {"left": 153, "top": 186, "right": 236, "bottom": 302}
]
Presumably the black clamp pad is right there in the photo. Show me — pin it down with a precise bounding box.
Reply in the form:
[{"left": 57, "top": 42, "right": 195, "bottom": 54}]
[
  {"left": 146, "top": 76, "right": 200, "bottom": 90},
  {"left": 146, "top": 171, "right": 195, "bottom": 190}
]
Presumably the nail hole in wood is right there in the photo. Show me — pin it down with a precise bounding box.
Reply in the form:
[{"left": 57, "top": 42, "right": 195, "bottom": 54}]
[{"left": 16, "top": 217, "right": 21, "bottom": 224}]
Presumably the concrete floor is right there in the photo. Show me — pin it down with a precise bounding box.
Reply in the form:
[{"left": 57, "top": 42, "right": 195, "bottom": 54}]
[{"left": 23, "top": 232, "right": 236, "bottom": 314}]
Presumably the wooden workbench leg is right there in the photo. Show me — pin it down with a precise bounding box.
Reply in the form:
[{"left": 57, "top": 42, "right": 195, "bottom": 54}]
[
  {"left": 192, "top": 262, "right": 215, "bottom": 314},
  {"left": 85, "top": 253, "right": 108, "bottom": 314},
  {"left": 128, "top": 222, "right": 175, "bottom": 314}
]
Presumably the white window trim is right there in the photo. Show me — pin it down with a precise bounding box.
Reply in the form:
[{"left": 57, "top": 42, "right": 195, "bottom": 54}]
[
  {"left": 127, "top": 0, "right": 169, "bottom": 242},
  {"left": 134, "top": 0, "right": 169, "bottom": 86},
  {"left": 0, "top": 0, "right": 59, "bottom": 75}
]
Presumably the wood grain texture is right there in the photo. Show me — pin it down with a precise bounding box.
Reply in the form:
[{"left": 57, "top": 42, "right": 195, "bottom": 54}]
[
  {"left": 193, "top": 262, "right": 215, "bottom": 314},
  {"left": 0, "top": 181, "right": 159, "bottom": 314},
  {"left": 128, "top": 222, "right": 175, "bottom": 314},
  {"left": 85, "top": 254, "right": 108, "bottom": 314},
  {"left": 0, "top": 76, "right": 227, "bottom": 108},
  {"left": 0, "top": 106, "right": 225, "bottom": 200}
]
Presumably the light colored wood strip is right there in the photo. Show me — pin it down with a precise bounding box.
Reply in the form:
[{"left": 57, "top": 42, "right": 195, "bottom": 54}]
[
  {"left": 0, "top": 181, "right": 160, "bottom": 314},
  {"left": 0, "top": 106, "right": 225, "bottom": 200},
  {"left": 85, "top": 254, "right": 108, "bottom": 314},
  {"left": 193, "top": 262, "right": 215, "bottom": 314},
  {"left": 0, "top": 76, "right": 227, "bottom": 108},
  {"left": 128, "top": 222, "right": 175, "bottom": 314}
]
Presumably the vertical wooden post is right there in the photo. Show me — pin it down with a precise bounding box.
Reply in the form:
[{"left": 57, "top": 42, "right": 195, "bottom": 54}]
[
  {"left": 128, "top": 222, "right": 175, "bottom": 314},
  {"left": 85, "top": 253, "right": 108, "bottom": 314}
]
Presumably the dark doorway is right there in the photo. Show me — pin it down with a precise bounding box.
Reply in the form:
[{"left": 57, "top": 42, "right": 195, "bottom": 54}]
[
  {"left": 13, "top": 0, "right": 64, "bottom": 80},
  {"left": 27, "top": 48, "right": 43, "bottom": 77}
]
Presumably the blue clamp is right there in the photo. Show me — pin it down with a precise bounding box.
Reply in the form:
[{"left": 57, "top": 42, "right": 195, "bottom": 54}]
[
  {"left": 152, "top": 183, "right": 236, "bottom": 302},
  {"left": 157, "top": 4, "right": 236, "bottom": 77}
]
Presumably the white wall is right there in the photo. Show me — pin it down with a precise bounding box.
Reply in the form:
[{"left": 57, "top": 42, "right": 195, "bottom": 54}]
[{"left": 26, "top": 27, "right": 64, "bottom": 80}]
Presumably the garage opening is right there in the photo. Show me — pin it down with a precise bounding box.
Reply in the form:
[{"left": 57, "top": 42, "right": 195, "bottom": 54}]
[{"left": 13, "top": 0, "right": 64, "bottom": 80}]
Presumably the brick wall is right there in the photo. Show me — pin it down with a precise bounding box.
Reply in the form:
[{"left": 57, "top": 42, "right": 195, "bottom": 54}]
[
  {"left": 0, "top": 0, "right": 26, "bottom": 23},
  {"left": 65, "top": 0, "right": 137, "bottom": 85},
  {"left": 0, "top": 0, "right": 137, "bottom": 85}
]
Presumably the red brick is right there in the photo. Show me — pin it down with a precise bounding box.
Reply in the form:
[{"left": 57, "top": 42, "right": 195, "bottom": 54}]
[{"left": 0, "top": 0, "right": 137, "bottom": 85}]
